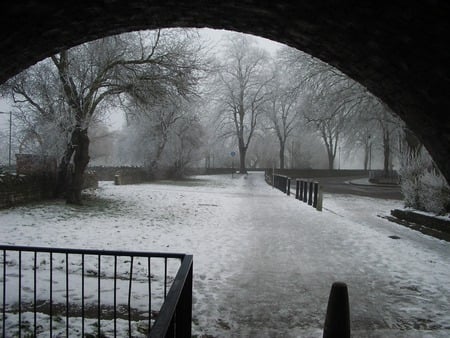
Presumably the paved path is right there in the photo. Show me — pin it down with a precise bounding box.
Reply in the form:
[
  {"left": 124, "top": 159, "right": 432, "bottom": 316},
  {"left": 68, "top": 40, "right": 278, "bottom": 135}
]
[{"left": 199, "top": 173, "right": 450, "bottom": 337}]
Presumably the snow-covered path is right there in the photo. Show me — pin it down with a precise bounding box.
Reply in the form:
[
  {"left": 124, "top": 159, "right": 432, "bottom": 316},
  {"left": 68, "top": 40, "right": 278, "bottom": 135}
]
[{"left": 1, "top": 172, "right": 450, "bottom": 337}]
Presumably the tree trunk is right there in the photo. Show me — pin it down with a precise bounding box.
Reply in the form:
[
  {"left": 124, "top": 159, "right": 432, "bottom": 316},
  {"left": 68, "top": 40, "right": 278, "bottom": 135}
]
[
  {"left": 327, "top": 152, "right": 335, "bottom": 170},
  {"left": 363, "top": 144, "right": 369, "bottom": 170},
  {"left": 56, "top": 146, "right": 75, "bottom": 198},
  {"left": 66, "top": 128, "right": 90, "bottom": 205},
  {"left": 279, "top": 141, "right": 285, "bottom": 169},
  {"left": 238, "top": 144, "right": 247, "bottom": 174}
]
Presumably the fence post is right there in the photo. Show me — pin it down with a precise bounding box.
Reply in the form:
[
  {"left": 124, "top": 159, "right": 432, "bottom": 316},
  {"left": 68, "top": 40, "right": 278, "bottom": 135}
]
[
  {"left": 296, "top": 180, "right": 300, "bottom": 199},
  {"left": 308, "top": 181, "right": 313, "bottom": 205},
  {"left": 287, "top": 178, "right": 291, "bottom": 196},
  {"left": 316, "top": 185, "right": 323, "bottom": 211},
  {"left": 313, "top": 182, "right": 319, "bottom": 208},
  {"left": 303, "top": 181, "right": 308, "bottom": 202}
]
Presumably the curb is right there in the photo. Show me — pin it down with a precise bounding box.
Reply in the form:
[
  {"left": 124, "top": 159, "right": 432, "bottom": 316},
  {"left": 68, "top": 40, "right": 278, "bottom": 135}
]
[{"left": 348, "top": 180, "right": 400, "bottom": 188}]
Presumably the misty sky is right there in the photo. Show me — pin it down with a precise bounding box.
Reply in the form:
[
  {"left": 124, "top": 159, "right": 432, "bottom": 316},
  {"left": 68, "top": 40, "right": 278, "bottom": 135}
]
[{"left": 0, "top": 28, "right": 283, "bottom": 131}]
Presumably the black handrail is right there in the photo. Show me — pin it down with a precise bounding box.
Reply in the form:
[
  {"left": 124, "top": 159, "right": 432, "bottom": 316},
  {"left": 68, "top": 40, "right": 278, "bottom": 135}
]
[{"left": 149, "top": 255, "right": 193, "bottom": 337}]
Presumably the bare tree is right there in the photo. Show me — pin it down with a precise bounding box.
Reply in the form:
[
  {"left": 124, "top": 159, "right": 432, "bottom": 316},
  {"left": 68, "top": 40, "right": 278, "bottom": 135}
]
[
  {"left": 281, "top": 47, "right": 384, "bottom": 170},
  {"left": 2, "top": 29, "right": 204, "bottom": 204},
  {"left": 264, "top": 61, "right": 302, "bottom": 169},
  {"left": 214, "top": 34, "right": 271, "bottom": 174}
]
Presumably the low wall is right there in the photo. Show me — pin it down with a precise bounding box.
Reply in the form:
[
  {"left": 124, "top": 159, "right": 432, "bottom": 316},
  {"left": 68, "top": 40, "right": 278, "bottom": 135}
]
[
  {"left": 114, "top": 168, "right": 151, "bottom": 185},
  {"left": 391, "top": 209, "right": 450, "bottom": 234},
  {"left": 0, "top": 173, "right": 56, "bottom": 209}
]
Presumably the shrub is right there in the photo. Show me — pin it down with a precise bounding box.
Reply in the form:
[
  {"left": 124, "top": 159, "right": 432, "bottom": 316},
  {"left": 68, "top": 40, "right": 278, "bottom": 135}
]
[{"left": 399, "top": 150, "right": 450, "bottom": 215}]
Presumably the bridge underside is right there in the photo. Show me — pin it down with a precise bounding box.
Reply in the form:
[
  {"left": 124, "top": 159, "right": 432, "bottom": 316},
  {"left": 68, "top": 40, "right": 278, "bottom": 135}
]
[{"left": 1, "top": 1, "right": 449, "bottom": 181}]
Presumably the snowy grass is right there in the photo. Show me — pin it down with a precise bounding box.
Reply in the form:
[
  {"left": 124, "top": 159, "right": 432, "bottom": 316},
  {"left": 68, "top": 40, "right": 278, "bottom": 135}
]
[{"left": 1, "top": 172, "right": 450, "bottom": 337}]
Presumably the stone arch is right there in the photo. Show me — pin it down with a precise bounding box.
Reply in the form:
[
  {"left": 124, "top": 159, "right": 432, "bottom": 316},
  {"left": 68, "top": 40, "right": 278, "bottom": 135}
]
[{"left": 1, "top": 1, "right": 449, "bottom": 181}]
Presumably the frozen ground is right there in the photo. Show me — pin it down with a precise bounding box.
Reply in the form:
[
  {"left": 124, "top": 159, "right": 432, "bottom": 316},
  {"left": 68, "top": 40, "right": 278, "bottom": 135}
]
[{"left": 1, "top": 172, "right": 450, "bottom": 337}]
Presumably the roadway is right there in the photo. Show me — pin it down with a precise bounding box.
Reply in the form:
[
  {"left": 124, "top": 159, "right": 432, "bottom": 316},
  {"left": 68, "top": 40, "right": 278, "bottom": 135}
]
[{"left": 309, "top": 176, "right": 402, "bottom": 200}]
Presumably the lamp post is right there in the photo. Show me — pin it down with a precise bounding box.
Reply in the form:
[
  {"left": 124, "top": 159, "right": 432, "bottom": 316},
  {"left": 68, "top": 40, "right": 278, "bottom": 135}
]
[
  {"left": 338, "top": 146, "right": 341, "bottom": 170},
  {"left": 0, "top": 111, "right": 12, "bottom": 166}
]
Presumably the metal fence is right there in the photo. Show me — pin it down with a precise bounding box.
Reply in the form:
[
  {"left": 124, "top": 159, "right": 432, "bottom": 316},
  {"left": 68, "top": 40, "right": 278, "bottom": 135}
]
[{"left": 0, "top": 245, "right": 192, "bottom": 337}]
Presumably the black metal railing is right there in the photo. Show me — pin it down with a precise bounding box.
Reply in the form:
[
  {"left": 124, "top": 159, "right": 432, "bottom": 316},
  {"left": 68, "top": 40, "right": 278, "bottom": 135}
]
[{"left": 0, "top": 245, "right": 192, "bottom": 337}]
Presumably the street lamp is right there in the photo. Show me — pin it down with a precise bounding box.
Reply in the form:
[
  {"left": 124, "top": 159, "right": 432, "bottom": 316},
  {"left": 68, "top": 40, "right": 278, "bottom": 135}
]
[
  {"left": 338, "top": 146, "right": 341, "bottom": 170},
  {"left": 0, "top": 111, "right": 12, "bottom": 166}
]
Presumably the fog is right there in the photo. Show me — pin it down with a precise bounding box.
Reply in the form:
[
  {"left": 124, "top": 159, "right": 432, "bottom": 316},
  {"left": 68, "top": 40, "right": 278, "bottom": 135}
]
[{"left": 0, "top": 28, "right": 407, "bottom": 174}]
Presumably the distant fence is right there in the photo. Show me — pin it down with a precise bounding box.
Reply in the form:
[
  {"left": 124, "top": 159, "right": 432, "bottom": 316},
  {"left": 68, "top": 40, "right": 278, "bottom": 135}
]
[
  {"left": 268, "top": 173, "right": 322, "bottom": 211},
  {"left": 269, "top": 169, "right": 369, "bottom": 179}
]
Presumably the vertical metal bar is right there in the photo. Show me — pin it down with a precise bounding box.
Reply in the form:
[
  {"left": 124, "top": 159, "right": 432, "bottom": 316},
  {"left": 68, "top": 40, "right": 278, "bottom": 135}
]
[
  {"left": 98, "top": 254, "right": 101, "bottom": 338},
  {"left": 66, "top": 253, "right": 69, "bottom": 337},
  {"left": 50, "top": 252, "right": 53, "bottom": 337},
  {"left": 114, "top": 255, "right": 117, "bottom": 338},
  {"left": 148, "top": 257, "right": 151, "bottom": 332},
  {"left": 2, "top": 250, "right": 6, "bottom": 338},
  {"left": 34, "top": 251, "right": 37, "bottom": 337},
  {"left": 164, "top": 258, "right": 168, "bottom": 299},
  {"left": 8, "top": 111, "right": 12, "bottom": 166},
  {"left": 128, "top": 256, "right": 134, "bottom": 338},
  {"left": 287, "top": 178, "right": 291, "bottom": 195},
  {"left": 18, "top": 251, "right": 21, "bottom": 338},
  {"left": 81, "top": 254, "right": 85, "bottom": 337},
  {"left": 176, "top": 257, "right": 193, "bottom": 337},
  {"left": 296, "top": 180, "right": 300, "bottom": 199}
]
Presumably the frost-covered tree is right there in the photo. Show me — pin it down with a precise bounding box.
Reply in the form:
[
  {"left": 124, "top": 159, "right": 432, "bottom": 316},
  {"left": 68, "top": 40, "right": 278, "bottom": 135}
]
[
  {"left": 399, "top": 147, "right": 450, "bottom": 214},
  {"left": 264, "top": 61, "right": 302, "bottom": 169},
  {"left": 214, "top": 34, "right": 271, "bottom": 173},
  {"left": 2, "top": 29, "right": 204, "bottom": 204}
]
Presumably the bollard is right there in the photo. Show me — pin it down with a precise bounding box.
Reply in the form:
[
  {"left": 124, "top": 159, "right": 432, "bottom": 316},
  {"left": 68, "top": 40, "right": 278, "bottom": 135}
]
[
  {"left": 313, "top": 182, "right": 319, "bottom": 208},
  {"left": 114, "top": 174, "right": 121, "bottom": 185},
  {"left": 323, "top": 282, "right": 350, "bottom": 338},
  {"left": 296, "top": 179, "right": 300, "bottom": 199},
  {"left": 299, "top": 179, "right": 304, "bottom": 200},
  {"left": 308, "top": 181, "right": 313, "bottom": 205},
  {"left": 316, "top": 185, "right": 323, "bottom": 211},
  {"left": 287, "top": 178, "right": 291, "bottom": 196},
  {"left": 303, "top": 181, "right": 308, "bottom": 202}
]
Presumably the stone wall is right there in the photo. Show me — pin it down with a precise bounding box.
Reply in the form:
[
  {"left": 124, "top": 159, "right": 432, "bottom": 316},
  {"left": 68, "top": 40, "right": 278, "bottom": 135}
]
[
  {"left": 16, "top": 154, "right": 57, "bottom": 175},
  {"left": 0, "top": 173, "right": 56, "bottom": 209}
]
